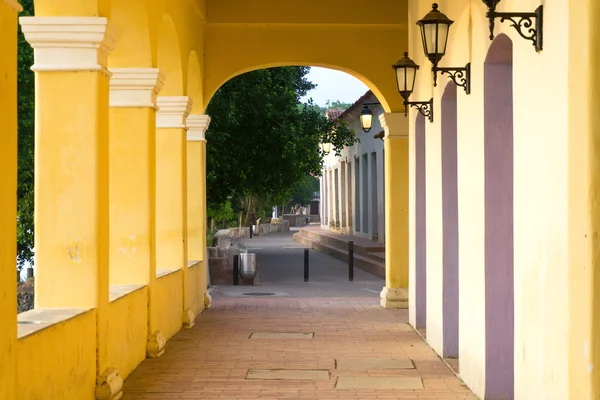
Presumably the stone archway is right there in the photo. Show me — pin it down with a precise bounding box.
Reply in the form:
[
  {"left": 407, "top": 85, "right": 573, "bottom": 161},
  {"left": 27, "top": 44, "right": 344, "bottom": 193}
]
[
  {"left": 441, "top": 83, "right": 458, "bottom": 358},
  {"left": 484, "top": 33, "right": 514, "bottom": 399}
]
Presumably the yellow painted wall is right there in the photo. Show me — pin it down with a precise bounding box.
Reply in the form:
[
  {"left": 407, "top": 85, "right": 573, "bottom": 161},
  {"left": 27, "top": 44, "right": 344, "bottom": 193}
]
[
  {"left": 156, "top": 128, "right": 187, "bottom": 270},
  {"left": 34, "top": 72, "right": 111, "bottom": 310},
  {"left": 107, "top": 288, "right": 148, "bottom": 380},
  {"left": 202, "top": 0, "right": 407, "bottom": 113},
  {"left": 384, "top": 137, "right": 410, "bottom": 289},
  {"left": 408, "top": 0, "right": 571, "bottom": 398},
  {"left": 187, "top": 141, "right": 203, "bottom": 261},
  {"left": 187, "top": 262, "right": 205, "bottom": 317},
  {"left": 109, "top": 107, "right": 156, "bottom": 285},
  {"left": 17, "top": 311, "right": 97, "bottom": 399},
  {"left": 571, "top": 0, "right": 598, "bottom": 398},
  {"left": 0, "top": 3, "right": 20, "bottom": 399},
  {"left": 155, "top": 271, "right": 184, "bottom": 340}
]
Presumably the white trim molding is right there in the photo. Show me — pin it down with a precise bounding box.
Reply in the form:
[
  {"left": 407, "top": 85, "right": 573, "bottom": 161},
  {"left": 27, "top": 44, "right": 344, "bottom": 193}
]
[
  {"left": 379, "top": 113, "right": 409, "bottom": 139},
  {"left": 109, "top": 68, "right": 164, "bottom": 109},
  {"left": 156, "top": 96, "right": 192, "bottom": 129},
  {"left": 19, "top": 17, "right": 118, "bottom": 75},
  {"left": 4, "top": 0, "right": 23, "bottom": 12},
  {"left": 186, "top": 114, "right": 211, "bottom": 142}
]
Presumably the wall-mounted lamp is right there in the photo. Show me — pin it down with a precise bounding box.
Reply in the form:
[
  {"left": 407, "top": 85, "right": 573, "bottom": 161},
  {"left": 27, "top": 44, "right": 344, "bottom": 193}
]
[
  {"left": 320, "top": 142, "right": 331, "bottom": 155},
  {"left": 392, "top": 52, "right": 433, "bottom": 123},
  {"left": 360, "top": 105, "right": 373, "bottom": 132},
  {"left": 417, "top": 3, "right": 471, "bottom": 94},
  {"left": 359, "top": 102, "right": 380, "bottom": 132},
  {"left": 482, "top": 0, "right": 543, "bottom": 52}
]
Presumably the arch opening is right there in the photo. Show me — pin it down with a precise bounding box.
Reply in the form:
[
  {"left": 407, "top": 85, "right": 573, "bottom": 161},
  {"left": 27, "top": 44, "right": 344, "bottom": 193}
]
[
  {"left": 415, "top": 113, "right": 427, "bottom": 329},
  {"left": 484, "top": 33, "right": 514, "bottom": 399},
  {"left": 441, "top": 83, "right": 459, "bottom": 359},
  {"left": 203, "top": 63, "right": 394, "bottom": 114}
]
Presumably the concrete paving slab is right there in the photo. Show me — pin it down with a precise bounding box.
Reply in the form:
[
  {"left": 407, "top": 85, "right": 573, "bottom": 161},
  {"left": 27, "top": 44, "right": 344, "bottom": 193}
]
[
  {"left": 246, "top": 369, "right": 329, "bottom": 381},
  {"left": 250, "top": 332, "right": 314, "bottom": 339},
  {"left": 336, "top": 376, "right": 423, "bottom": 389},
  {"left": 336, "top": 357, "right": 415, "bottom": 370}
]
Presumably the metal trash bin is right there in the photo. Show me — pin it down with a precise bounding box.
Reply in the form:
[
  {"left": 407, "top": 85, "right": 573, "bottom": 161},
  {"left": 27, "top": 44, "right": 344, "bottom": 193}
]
[{"left": 240, "top": 252, "right": 257, "bottom": 280}]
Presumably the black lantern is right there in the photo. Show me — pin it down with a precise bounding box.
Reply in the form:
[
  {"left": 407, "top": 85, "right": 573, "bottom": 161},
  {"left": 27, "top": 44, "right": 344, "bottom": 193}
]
[
  {"left": 482, "top": 0, "right": 543, "bottom": 52},
  {"left": 416, "top": 3, "right": 453, "bottom": 68},
  {"left": 359, "top": 105, "right": 373, "bottom": 133},
  {"left": 417, "top": 3, "right": 471, "bottom": 93},
  {"left": 392, "top": 52, "right": 419, "bottom": 101},
  {"left": 392, "top": 52, "right": 433, "bottom": 123}
]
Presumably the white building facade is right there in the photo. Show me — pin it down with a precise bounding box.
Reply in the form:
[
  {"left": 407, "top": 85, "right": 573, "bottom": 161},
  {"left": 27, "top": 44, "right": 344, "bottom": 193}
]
[{"left": 320, "top": 91, "right": 385, "bottom": 243}]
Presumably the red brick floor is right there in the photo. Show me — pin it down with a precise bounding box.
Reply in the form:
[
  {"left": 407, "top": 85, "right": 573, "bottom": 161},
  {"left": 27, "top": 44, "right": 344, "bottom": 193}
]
[{"left": 122, "top": 297, "right": 478, "bottom": 400}]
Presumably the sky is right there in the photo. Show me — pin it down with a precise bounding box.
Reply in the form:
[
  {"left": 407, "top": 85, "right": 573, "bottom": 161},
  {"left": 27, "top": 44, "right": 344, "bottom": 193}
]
[{"left": 300, "top": 67, "right": 369, "bottom": 107}]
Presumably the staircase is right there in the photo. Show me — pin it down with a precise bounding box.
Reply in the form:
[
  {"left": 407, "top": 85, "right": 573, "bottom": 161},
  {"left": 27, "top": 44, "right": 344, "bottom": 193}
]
[{"left": 293, "top": 228, "right": 385, "bottom": 279}]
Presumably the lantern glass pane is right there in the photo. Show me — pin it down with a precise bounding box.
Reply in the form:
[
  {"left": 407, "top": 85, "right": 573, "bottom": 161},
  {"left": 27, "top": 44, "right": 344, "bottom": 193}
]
[
  {"left": 396, "top": 66, "right": 416, "bottom": 94},
  {"left": 424, "top": 23, "right": 449, "bottom": 56},
  {"left": 360, "top": 114, "right": 373, "bottom": 131}
]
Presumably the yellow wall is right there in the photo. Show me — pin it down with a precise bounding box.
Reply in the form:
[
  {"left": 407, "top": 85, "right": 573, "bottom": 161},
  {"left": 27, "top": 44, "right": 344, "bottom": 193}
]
[
  {"left": 155, "top": 128, "right": 187, "bottom": 270},
  {"left": 34, "top": 72, "right": 111, "bottom": 310},
  {"left": 408, "top": 0, "right": 571, "bottom": 398},
  {"left": 17, "top": 311, "right": 97, "bottom": 399},
  {"left": 203, "top": 21, "right": 406, "bottom": 113},
  {"left": 155, "top": 271, "right": 184, "bottom": 340},
  {"left": 187, "top": 262, "right": 205, "bottom": 317},
  {"left": 571, "top": 0, "right": 598, "bottom": 398},
  {"left": 0, "top": 3, "right": 20, "bottom": 399},
  {"left": 109, "top": 107, "right": 156, "bottom": 285},
  {"left": 107, "top": 288, "right": 148, "bottom": 380}
]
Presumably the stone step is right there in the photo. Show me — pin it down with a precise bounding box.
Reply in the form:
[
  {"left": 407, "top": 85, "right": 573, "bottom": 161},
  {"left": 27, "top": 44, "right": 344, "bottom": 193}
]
[
  {"left": 300, "top": 228, "right": 385, "bottom": 257},
  {"left": 293, "top": 231, "right": 385, "bottom": 279}
]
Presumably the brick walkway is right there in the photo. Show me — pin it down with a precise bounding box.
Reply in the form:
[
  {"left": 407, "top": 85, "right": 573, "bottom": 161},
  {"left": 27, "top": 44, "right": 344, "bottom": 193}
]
[{"left": 122, "top": 296, "right": 477, "bottom": 400}]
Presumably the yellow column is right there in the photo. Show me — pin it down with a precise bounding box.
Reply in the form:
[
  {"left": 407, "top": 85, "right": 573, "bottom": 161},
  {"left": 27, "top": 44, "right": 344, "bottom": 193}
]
[
  {"left": 108, "top": 68, "right": 167, "bottom": 357},
  {"left": 155, "top": 96, "right": 191, "bottom": 322},
  {"left": 0, "top": 2, "right": 22, "bottom": 399},
  {"left": 20, "top": 17, "right": 123, "bottom": 399},
  {"left": 379, "top": 113, "right": 409, "bottom": 308},
  {"left": 185, "top": 114, "right": 211, "bottom": 322}
]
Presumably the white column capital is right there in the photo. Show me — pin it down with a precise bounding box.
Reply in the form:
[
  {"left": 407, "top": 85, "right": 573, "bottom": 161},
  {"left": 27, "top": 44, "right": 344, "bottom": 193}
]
[
  {"left": 109, "top": 68, "right": 164, "bottom": 109},
  {"left": 156, "top": 96, "right": 192, "bottom": 129},
  {"left": 19, "top": 16, "right": 118, "bottom": 75},
  {"left": 4, "top": 0, "right": 23, "bottom": 11},
  {"left": 186, "top": 114, "right": 211, "bottom": 142},
  {"left": 379, "top": 113, "right": 409, "bottom": 139}
]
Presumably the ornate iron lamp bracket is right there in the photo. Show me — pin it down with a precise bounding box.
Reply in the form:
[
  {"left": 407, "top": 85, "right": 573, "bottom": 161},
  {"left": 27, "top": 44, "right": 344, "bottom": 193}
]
[
  {"left": 404, "top": 98, "right": 433, "bottom": 123},
  {"left": 483, "top": 1, "right": 543, "bottom": 52},
  {"left": 432, "top": 63, "right": 470, "bottom": 94}
]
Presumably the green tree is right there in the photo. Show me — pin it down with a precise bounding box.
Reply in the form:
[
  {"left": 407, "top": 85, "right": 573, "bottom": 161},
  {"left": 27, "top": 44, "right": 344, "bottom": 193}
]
[
  {"left": 286, "top": 175, "right": 320, "bottom": 208},
  {"left": 16, "top": 0, "right": 35, "bottom": 272},
  {"left": 205, "top": 66, "right": 355, "bottom": 220}
]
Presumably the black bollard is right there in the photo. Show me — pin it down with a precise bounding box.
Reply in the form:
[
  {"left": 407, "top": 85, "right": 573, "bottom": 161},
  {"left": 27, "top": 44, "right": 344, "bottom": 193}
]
[
  {"left": 249, "top": 226, "right": 253, "bottom": 239},
  {"left": 348, "top": 241, "right": 354, "bottom": 282},
  {"left": 233, "top": 254, "right": 239, "bottom": 286},
  {"left": 304, "top": 248, "right": 309, "bottom": 282}
]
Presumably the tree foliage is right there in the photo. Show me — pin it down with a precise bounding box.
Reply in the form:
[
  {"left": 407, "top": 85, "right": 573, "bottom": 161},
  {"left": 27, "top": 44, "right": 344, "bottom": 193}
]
[
  {"left": 205, "top": 66, "right": 356, "bottom": 220},
  {"left": 16, "top": 0, "right": 35, "bottom": 270}
]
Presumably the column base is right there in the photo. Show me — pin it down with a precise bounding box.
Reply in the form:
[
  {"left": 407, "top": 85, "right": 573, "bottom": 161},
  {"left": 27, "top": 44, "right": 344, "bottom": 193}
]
[
  {"left": 183, "top": 308, "right": 196, "bottom": 328},
  {"left": 146, "top": 331, "right": 166, "bottom": 358},
  {"left": 96, "top": 368, "right": 123, "bottom": 400},
  {"left": 380, "top": 287, "right": 409, "bottom": 309},
  {"left": 204, "top": 292, "right": 212, "bottom": 309}
]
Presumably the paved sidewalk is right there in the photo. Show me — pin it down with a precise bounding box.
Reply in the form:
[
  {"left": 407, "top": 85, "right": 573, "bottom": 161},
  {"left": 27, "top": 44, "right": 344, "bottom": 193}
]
[{"left": 122, "top": 232, "right": 477, "bottom": 399}]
